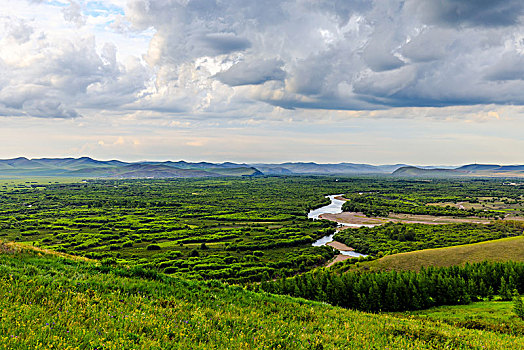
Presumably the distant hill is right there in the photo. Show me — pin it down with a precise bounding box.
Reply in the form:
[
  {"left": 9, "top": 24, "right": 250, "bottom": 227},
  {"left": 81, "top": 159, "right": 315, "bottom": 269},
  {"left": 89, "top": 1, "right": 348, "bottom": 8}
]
[
  {"left": 392, "top": 166, "right": 465, "bottom": 177},
  {"left": 456, "top": 164, "right": 524, "bottom": 177},
  {"left": 0, "top": 157, "right": 262, "bottom": 179},
  {"left": 33, "top": 157, "right": 127, "bottom": 169},
  {"left": 456, "top": 164, "right": 502, "bottom": 172},
  {"left": 393, "top": 164, "right": 524, "bottom": 178},
  {"left": 0, "top": 157, "right": 522, "bottom": 178},
  {"left": 251, "top": 166, "right": 294, "bottom": 175},
  {"left": 69, "top": 164, "right": 224, "bottom": 178},
  {"left": 0, "top": 157, "right": 46, "bottom": 169},
  {"left": 259, "top": 162, "right": 406, "bottom": 174}
]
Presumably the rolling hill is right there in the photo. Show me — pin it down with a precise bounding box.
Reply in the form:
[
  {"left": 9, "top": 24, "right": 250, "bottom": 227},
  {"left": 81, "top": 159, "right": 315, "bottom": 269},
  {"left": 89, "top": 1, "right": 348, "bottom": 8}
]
[
  {"left": 0, "top": 157, "right": 262, "bottom": 179},
  {"left": 393, "top": 164, "right": 524, "bottom": 178},
  {"left": 356, "top": 236, "right": 524, "bottom": 272},
  {"left": 0, "top": 157, "right": 523, "bottom": 178},
  {"left": 392, "top": 166, "right": 465, "bottom": 177},
  {"left": 1, "top": 241, "right": 521, "bottom": 349}
]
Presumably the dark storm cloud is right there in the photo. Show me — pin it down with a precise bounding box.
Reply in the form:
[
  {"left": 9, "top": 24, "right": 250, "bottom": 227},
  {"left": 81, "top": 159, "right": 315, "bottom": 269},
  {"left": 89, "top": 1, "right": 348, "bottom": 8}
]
[{"left": 484, "top": 52, "right": 524, "bottom": 81}]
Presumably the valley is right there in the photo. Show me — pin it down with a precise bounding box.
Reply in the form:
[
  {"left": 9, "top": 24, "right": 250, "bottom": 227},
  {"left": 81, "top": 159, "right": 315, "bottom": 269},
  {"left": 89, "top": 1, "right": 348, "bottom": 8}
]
[{"left": 1, "top": 175, "right": 523, "bottom": 348}]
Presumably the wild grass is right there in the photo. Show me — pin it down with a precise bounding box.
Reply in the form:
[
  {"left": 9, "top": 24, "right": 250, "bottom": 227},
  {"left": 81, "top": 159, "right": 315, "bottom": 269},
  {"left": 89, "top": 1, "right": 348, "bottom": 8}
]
[
  {"left": 1, "top": 242, "right": 523, "bottom": 349},
  {"left": 358, "top": 236, "right": 524, "bottom": 272},
  {"left": 399, "top": 301, "right": 524, "bottom": 336}
]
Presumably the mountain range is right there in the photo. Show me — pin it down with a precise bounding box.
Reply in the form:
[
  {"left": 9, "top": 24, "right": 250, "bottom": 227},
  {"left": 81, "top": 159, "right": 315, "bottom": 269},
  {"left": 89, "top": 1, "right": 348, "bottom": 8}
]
[{"left": 0, "top": 157, "right": 522, "bottom": 178}]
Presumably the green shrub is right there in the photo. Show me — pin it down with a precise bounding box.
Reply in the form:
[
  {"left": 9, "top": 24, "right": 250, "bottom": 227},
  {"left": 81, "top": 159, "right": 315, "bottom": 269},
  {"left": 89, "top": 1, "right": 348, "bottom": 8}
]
[{"left": 188, "top": 249, "right": 199, "bottom": 257}]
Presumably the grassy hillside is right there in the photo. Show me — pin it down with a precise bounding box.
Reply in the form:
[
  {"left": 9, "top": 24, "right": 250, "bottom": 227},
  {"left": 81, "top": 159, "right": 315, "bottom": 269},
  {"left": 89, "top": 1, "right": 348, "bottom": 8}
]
[
  {"left": 401, "top": 301, "right": 524, "bottom": 336},
  {"left": 358, "top": 236, "right": 524, "bottom": 272},
  {"left": 2, "top": 242, "right": 523, "bottom": 349}
]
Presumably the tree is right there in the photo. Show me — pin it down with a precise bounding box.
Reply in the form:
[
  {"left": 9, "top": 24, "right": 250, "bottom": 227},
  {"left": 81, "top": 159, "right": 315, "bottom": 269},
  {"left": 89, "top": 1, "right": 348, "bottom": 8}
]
[
  {"left": 487, "top": 286, "right": 494, "bottom": 301},
  {"left": 513, "top": 290, "right": 524, "bottom": 320},
  {"left": 499, "top": 277, "right": 512, "bottom": 301}
]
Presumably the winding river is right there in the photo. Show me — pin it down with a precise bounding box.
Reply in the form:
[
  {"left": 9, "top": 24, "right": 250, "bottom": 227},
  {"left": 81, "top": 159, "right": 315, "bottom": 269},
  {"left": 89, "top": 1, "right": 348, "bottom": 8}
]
[{"left": 309, "top": 195, "right": 369, "bottom": 258}]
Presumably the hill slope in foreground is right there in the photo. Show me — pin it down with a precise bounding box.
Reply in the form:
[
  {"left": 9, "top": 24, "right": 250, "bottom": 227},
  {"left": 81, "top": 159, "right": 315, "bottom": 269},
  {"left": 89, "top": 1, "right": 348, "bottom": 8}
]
[
  {"left": 1, "top": 242, "right": 523, "bottom": 349},
  {"left": 359, "top": 236, "right": 524, "bottom": 272}
]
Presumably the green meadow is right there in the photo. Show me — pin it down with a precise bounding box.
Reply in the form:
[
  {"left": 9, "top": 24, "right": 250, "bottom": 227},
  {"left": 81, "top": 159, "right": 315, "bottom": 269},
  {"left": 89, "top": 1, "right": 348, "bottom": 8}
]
[
  {"left": 1, "top": 242, "right": 523, "bottom": 350},
  {"left": 1, "top": 176, "right": 523, "bottom": 348}
]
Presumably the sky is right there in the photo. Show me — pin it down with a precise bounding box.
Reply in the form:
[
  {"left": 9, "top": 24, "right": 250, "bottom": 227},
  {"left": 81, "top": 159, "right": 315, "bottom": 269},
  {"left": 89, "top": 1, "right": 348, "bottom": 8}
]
[{"left": 0, "top": 0, "right": 523, "bottom": 165}]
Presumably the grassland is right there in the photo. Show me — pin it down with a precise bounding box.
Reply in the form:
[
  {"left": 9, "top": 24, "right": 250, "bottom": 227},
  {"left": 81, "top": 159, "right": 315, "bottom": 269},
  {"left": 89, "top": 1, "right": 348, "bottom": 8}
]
[
  {"left": 2, "top": 177, "right": 524, "bottom": 348},
  {"left": 347, "top": 236, "right": 524, "bottom": 272},
  {"left": 0, "top": 176, "right": 522, "bottom": 283},
  {"left": 1, "top": 242, "right": 523, "bottom": 349},
  {"left": 0, "top": 177, "right": 345, "bottom": 282},
  {"left": 401, "top": 300, "right": 524, "bottom": 336}
]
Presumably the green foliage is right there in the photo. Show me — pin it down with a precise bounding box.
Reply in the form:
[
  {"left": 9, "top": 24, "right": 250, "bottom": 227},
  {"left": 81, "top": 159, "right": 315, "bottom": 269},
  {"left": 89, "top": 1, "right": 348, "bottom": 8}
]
[
  {"left": 340, "top": 179, "right": 523, "bottom": 219},
  {"left": 258, "top": 261, "right": 524, "bottom": 313},
  {"left": 513, "top": 290, "right": 524, "bottom": 320},
  {"left": 0, "top": 176, "right": 522, "bottom": 283},
  {"left": 1, "top": 245, "right": 522, "bottom": 349},
  {"left": 0, "top": 177, "right": 343, "bottom": 281},
  {"left": 402, "top": 300, "right": 524, "bottom": 337},
  {"left": 334, "top": 221, "right": 524, "bottom": 256}
]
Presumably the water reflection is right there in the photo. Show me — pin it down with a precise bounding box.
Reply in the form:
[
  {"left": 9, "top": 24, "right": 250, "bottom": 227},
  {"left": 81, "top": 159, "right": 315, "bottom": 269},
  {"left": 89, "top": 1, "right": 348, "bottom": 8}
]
[{"left": 309, "top": 194, "right": 370, "bottom": 257}]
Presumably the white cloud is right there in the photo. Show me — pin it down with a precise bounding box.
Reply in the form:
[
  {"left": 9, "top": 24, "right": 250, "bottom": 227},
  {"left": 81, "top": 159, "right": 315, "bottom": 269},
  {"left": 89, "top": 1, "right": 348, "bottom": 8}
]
[
  {"left": 62, "top": 0, "right": 86, "bottom": 27},
  {"left": 0, "top": 0, "right": 523, "bottom": 164},
  {"left": 3, "top": 0, "right": 524, "bottom": 120},
  {"left": 117, "top": 0, "right": 524, "bottom": 115},
  {"left": 0, "top": 0, "right": 150, "bottom": 118}
]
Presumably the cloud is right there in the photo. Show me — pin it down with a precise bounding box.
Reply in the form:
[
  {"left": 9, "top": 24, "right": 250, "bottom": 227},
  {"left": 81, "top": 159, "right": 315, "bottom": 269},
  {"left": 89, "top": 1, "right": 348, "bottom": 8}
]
[
  {"left": 0, "top": 3, "right": 149, "bottom": 119},
  {"left": 408, "top": 0, "right": 524, "bottom": 28},
  {"left": 361, "top": 33, "right": 405, "bottom": 72},
  {"left": 121, "top": 0, "right": 524, "bottom": 114},
  {"left": 3, "top": 0, "right": 524, "bottom": 122},
  {"left": 6, "top": 18, "right": 34, "bottom": 44},
  {"left": 23, "top": 99, "right": 79, "bottom": 119},
  {"left": 62, "top": 0, "right": 86, "bottom": 27},
  {"left": 199, "top": 33, "right": 251, "bottom": 55},
  {"left": 484, "top": 52, "right": 524, "bottom": 81},
  {"left": 215, "top": 59, "right": 286, "bottom": 86}
]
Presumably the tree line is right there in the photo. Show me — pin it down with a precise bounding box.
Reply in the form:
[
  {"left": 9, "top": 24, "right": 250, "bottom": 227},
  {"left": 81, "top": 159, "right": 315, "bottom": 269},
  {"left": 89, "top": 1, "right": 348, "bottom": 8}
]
[{"left": 255, "top": 261, "right": 524, "bottom": 312}]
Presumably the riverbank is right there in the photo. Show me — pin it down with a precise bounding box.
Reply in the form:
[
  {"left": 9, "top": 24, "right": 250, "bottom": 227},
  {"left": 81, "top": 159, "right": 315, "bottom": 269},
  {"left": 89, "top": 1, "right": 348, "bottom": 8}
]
[
  {"left": 327, "top": 241, "right": 353, "bottom": 251},
  {"left": 322, "top": 211, "right": 493, "bottom": 225},
  {"left": 320, "top": 212, "right": 387, "bottom": 225},
  {"left": 309, "top": 195, "right": 369, "bottom": 266},
  {"left": 321, "top": 196, "right": 496, "bottom": 226},
  {"left": 326, "top": 254, "right": 353, "bottom": 267}
]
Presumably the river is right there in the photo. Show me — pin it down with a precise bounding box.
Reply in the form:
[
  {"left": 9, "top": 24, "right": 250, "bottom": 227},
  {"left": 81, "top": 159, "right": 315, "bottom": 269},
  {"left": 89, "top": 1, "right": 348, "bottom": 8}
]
[
  {"left": 309, "top": 194, "right": 369, "bottom": 258},
  {"left": 308, "top": 194, "right": 346, "bottom": 219}
]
